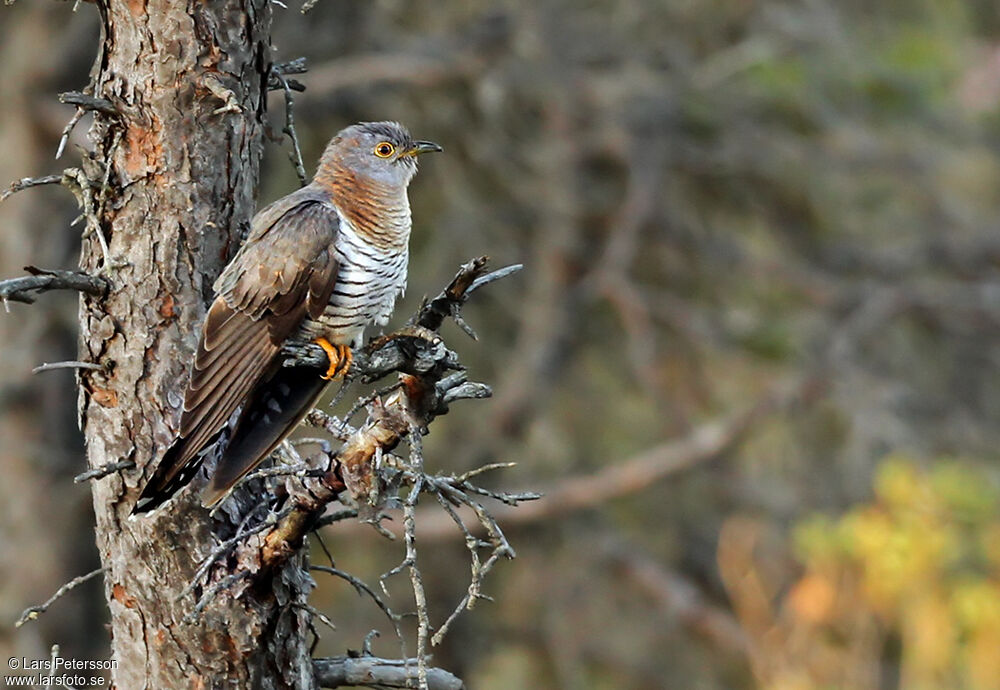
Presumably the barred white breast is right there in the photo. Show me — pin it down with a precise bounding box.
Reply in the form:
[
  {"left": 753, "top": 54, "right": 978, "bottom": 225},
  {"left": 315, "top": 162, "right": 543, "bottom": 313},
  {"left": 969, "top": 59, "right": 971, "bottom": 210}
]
[{"left": 299, "top": 205, "right": 410, "bottom": 347}]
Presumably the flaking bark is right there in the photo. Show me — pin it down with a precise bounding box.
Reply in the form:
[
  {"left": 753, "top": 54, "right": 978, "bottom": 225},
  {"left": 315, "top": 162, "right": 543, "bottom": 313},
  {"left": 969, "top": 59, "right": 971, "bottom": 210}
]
[{"left": 75, "top": 1, "right": 319, "bottom": 687}]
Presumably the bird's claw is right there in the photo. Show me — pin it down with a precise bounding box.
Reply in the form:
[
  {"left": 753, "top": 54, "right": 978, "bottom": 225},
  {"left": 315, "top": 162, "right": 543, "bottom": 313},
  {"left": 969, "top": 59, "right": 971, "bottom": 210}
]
[{"left": 314, "top": 338, "right": 352, "bottom": 380}]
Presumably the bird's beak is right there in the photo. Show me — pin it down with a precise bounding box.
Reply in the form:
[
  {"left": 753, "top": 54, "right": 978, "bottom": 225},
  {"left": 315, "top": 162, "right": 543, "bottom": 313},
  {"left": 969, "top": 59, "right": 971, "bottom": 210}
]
[{"left": 404, "top": 140, "right": 443, "bottom": 157}]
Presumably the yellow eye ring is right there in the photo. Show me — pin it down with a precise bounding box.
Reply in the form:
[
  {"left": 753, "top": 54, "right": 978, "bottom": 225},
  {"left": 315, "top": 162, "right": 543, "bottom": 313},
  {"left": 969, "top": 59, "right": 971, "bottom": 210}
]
[{"left": 374, "top": 142, "right": 395, "bottom": 158}]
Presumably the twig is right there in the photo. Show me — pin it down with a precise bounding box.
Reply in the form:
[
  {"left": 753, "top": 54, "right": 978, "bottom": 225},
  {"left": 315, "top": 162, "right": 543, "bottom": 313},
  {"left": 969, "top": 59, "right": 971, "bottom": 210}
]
[
  {"left": 281, "top": 259, "right": 522, "bottom": 372},
  {"left": 313, "top": 655, "right": 465, "bottom": 690},
  {"left": 311, "top": 565, "right": 401, "bottom": 636},
  {"left": 466, "top": 263, "right": 524, "bottom": 295},
  {"left": 305, "top": 408, "right": 356, "bottom": 442},
  {"left": 58, "top": 91, "right": 118, "bottom": 116},
  {"left": 183, "top": 571, "right": 252, "bottom": 624},
  {"left": 268, "top": 58, "right": 308, "bottom": 92},
  {"left": 313, "top": 508, "right": 359, "bottom": 529},
  {"left": 1, "top": 175, "right": 63, "bottom": 202},
  {"left": 64, "top": 167, "right": 114, "bottom": 269},
  {"left": 0, "top": 266, "right": 107, "bottom": 310},
  {"left": 15, "top": 568, "right": 107, "bottom": 627},
  {"left": 384, "top": 374, "right": 818, "bottom": 542},
  {"left": 90, "top": 128, "right": 123, "bottom": 268},
  {"left": 420, "top": 472, "right": 518, "bottom": 646},
  {"left": 180, "top": 506, "right": 287, "bottom": 601},
  {"left": 33, "top": 360, "right": 105, "bottom": 375},
  {"left": 56, "top": 108, "right": 85, "bottom": 160},
  {"left": 74, "top": 459, "right": 135, "bottom": 483},
  {"left": 46, "top": 645, "right": 72, "bottom": 690},
  {"left": 293, "top": 601, "right": 337, "bottom": 634},
  {"left": 404, "top": 430, "right": 430, "bottom": 688},
  {"left": 282, "top": 78, "right": 308, "bottom": 187},
  {"left": 242, "top": 462, "right": 314, "bottom": 483}
]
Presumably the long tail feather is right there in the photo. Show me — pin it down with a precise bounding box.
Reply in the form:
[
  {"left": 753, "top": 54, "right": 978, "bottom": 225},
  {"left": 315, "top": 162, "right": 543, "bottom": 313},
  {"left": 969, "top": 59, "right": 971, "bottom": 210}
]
[
  {"left": 130, "top": 435, "right": 215, "bottom": 515},
  {"left": 201, "top": 366, "right": 330, "bottom": 507}
]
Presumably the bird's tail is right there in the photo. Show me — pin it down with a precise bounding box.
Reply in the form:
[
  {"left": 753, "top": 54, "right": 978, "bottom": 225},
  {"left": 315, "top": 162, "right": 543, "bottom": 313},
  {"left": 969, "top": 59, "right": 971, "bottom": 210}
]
[
  {"left": 201, "top": 366, "right": 330, "bottom": 508},
  {"left": 130, "top": 435, "right": 215, "bottom": 515}
]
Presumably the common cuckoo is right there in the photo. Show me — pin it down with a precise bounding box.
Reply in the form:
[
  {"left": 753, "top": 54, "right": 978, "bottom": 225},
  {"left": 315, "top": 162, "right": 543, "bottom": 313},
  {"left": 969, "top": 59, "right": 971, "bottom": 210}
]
[{"left": 132, "top": 121, "right": 441, "bottom": 514}]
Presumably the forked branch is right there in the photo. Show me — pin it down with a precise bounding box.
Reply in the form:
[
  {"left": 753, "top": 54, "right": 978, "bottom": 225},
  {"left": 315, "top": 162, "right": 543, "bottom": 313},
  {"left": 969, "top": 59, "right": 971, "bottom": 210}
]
[{"left": 0, "top": 266, "right": 107, "bottom": 309}]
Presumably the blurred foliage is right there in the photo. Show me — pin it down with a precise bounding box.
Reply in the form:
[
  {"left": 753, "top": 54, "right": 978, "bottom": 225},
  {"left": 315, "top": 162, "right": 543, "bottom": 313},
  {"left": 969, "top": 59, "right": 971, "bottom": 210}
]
[{"left": 723, "top": 458, "right": 1000, "bottom": 690}]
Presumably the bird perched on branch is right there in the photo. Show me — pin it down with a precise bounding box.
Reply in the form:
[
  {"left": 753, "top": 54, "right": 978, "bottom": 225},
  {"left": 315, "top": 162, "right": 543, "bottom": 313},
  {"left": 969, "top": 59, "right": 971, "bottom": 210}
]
[{"left": 132, "top": 121, "right": 441, "bottom": 514}]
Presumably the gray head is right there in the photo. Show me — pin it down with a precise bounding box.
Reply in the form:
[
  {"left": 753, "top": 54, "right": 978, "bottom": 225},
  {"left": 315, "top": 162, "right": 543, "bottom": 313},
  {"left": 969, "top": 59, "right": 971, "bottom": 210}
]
[{"left": 318, "top": 121, "right": 442, "bottom": 188}]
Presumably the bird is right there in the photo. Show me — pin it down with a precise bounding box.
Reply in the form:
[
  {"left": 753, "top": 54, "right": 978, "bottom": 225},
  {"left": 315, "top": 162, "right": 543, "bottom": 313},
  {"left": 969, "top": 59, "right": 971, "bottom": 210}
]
[{"left": 131, "top": 121, "right": 441, "bottom": 515}]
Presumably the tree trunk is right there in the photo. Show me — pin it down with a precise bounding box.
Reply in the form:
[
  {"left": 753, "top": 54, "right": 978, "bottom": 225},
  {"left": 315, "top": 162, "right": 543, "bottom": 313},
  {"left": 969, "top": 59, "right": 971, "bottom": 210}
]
[{"left": 79, "top": 2, "right": 315, "bottom": 686}]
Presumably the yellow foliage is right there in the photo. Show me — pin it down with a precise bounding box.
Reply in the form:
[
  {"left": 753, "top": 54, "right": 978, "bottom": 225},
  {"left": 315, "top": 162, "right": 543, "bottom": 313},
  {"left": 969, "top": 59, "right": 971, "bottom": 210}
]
[{"left": 725, "top": 457, "right": 1000, "bottom": 690}]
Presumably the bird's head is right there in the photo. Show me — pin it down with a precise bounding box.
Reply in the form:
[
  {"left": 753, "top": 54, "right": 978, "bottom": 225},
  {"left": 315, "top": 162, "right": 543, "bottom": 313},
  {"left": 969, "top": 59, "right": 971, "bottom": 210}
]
[{"left": 319, "top": 121, "right": 442, "bottom": 188}]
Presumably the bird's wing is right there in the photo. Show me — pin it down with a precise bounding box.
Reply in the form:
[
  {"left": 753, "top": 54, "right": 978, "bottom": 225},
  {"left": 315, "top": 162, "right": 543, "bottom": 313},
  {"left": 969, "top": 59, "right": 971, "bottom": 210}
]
[{"left": 132, "top": 190, "right": 340, "bottom": 514}]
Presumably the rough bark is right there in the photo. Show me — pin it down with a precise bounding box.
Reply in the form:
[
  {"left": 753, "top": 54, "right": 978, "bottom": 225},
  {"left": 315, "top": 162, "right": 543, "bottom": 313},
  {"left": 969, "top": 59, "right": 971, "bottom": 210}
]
[{"left": 75, "top": 1, "right": 319, "bottom": 687}]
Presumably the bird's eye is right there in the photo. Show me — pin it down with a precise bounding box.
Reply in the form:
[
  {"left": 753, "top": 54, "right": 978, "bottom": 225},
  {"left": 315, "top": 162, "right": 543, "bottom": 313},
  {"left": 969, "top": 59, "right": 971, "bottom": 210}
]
[{"left": 374, "top": 142, "right": 395, "bottom": 158}]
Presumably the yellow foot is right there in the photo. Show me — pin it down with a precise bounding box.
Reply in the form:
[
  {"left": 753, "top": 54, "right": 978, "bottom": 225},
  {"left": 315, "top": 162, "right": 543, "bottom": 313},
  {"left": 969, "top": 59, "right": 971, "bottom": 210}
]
[{"left": 314, "top": 338, "right": 352, "bottom": 380}]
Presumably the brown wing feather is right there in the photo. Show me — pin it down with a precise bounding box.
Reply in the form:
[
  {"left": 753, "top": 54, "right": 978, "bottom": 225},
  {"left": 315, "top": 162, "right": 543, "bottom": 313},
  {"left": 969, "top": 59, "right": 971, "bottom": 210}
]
[{"left": 132, "top": 189, "right": 341, "bottom": 514}]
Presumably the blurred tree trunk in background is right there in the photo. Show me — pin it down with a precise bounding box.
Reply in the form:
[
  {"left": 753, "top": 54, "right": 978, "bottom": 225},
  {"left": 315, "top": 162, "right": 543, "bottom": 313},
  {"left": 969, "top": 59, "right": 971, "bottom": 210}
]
[{"left": 75, "top": 1, "right": 317, "bottom": 686}]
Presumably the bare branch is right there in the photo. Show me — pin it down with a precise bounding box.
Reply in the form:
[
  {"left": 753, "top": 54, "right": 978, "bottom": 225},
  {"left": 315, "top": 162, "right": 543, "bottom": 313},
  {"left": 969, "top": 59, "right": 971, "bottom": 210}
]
[
  {"left": 281, "top": 259, "right": 522, "bottom": 374},
  {"left": 56, "top": 108, "right": 86, "bottom": 160},
  {"left": 311, "top": 565, "right": 401, "bottom": 635},
  {"left": 275, "top": 72, "right": 308, "bottom": 187},
  {"left": 58, "top": 91, "right": 118, "bottom": 116},
  {"left": 402, "top": 433, "right": 430, "bottom": 687},
  {"left": 268, "top": 58, "right": 308, "bottom": 91},
  {"left": 0, "top": 266, "right": 107, "bottom": 310},
  {"left": 183, "top": 571, "right": 252, "bottom": 624},
  {"left": 15, "top": 568, "right": 107, "bottom": 628},
  {"left": 33, "top": 360, "right": 105, "bottom": 375},
  {"left": 181, "top": 506, "right": 289, "bottom": 602},
  {"left": 74, "top": 459, "right": 135, "bottom": 483},
  {"left": 602, "top": 541, "right": 749, "bottom": 656},
  {"left": 1, "top": 174, "right": 64, "bottom": 202},
  {"left": 361, "top": 374, "right": 818, "bottom": 542},
  {"left": 313, "top": 655, "right": 465, "bottom": 690}
]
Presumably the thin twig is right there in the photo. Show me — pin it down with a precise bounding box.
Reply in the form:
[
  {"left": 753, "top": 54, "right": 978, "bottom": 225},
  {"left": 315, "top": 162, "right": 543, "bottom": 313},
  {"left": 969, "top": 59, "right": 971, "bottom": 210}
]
[
  {"left": 292, "top": 601, "right": 337, "bottom": 633},
  {"left": 1, "top": 174, "right": 64, "bottom": 203},
  {"left": 276, "top": 74, "right": 308, "bottom": 186},
  {"left": 183, "top": 571, "right": 252, "bottom": 624},
  {"left": 466, "top": 263, "right": 524, "bottom": 294},
  {"left": 403, "top": 429, "right": 430, "bottom": 689},
  {"left": 268, "top": 58, "right": 308, "bottom": 92},
  {"left": 33, "top": 360, "right": 104, "bottom": 375},
  {"left": 242, "top": 462, "right": 313, "bottom": 483},
  {"left": 91, "top": 128, "right": 123, "bottom": 268},
  {"left": 305, "top": 408, "right": 356, "bottom": 442},
  {"left": 15, "top": 568, "right": 107, "bottom": 628},
  {"left": 56, "top": 108, "right": 85, "bottom": 160},
  {"left": 64, "top": 167, "right": 113, "bottom": 269},
  {"left": 180, "top": 506, "right": 286, "bottom": 601},
  {"left": 74, "top": 459, "right": 135, "bottom": 483},
  {"left": 313, "top": 508, "right": 360, "bottom": 529},
  {"left": 311, "top": 564, "right": 402, "bottom": 637}
]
